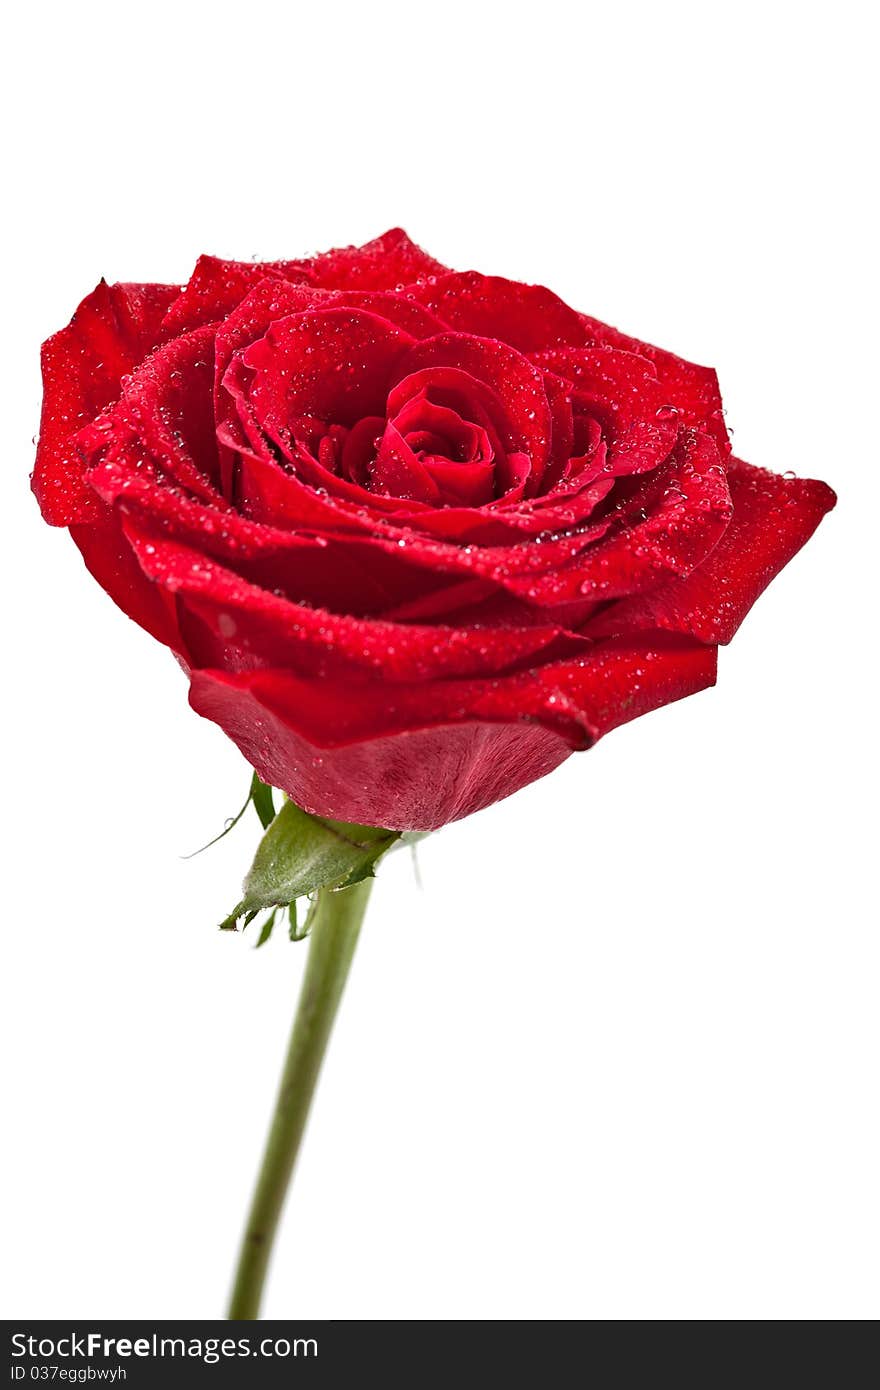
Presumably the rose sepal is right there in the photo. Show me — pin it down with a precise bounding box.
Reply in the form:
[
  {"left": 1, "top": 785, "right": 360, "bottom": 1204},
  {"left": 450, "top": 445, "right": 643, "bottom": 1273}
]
[{"left": 220, "top": 796, "right": 401, "bottom": 936}]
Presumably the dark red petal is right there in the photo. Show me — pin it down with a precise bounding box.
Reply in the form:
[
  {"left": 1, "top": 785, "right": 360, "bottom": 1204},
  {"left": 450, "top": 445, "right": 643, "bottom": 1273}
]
[
  {"left": 398, "top": 334, "right": 553, "bottom": 482},
  {"left": 386, "top": 366, "right": 511, "bottom": 468},
  {"left": 70, "top": 518, "right": 184, "bottom": 653},
  {"left": 408, "top": 271, "right": 590, "bottom": 352},
  {"left": 236, "top": 307, "right": 416, "bottom": 444},
  {"left": 192, "top": 677, "right": 570, "bottom": 832},
  {"left": 79, "top": 324, "right": 225, "bottom": 503},
  {"left": 214, "top": 283, "right": 447, "bottom": 501},
  {"left": 231, "top": 425, "right": 543, "bottom": 544},
  {"left": 506, "top": 430, "right": 732, "bottom": 605},
  {"left": 492, "top": 433, "right": 728, "bottom": 608},
  {"left": 215, "top": 280, "right": 445, "bottom": 394},
  {"left": 577, "top": 313, "right": 728, "bottom": 450},
  {"left": 315, "top": 289, "right": 447, "bottom": 339},
  {"left": 393, "top": 392, "right": 489, "bottom": 464},
  {"left": 88, "top": 438, "right": 610, "bottom": 614},
  {"left": 123, "top": 528, "right": 570, "bottom": 682},
  {"left": 160, "top": 255, "right": 312, "bottom": 336},
  {"left": 542, "top": 370, "right": 576, "bottom": 480},
  {"left": 302, "top": 228, "right": 449, "bottom": 290},
  {"left": 84, "top": 457, "right": 450, "bottom": 615},
  {"left": 369, "top": 422, "right": 444, "bottom": 503},
  {"left": 236, "top": 423, "right": 435, "bottom": 520},
  {"left": 32, "top": 280, "right": 178, "bottom": 525},
  {"left": 418, "top": 456, "right": 496, "bottom": 508},
  {"left": 187, "top": 635, "right": 716, "bottom": 830},
  {"left": 532, "top": 344, "right": 680, "bottom": 475},
  {"left": 84, "top": 402, "right": 724, "bottom": 625},
  {"left": 584, "top": 460, "right": 836, "bottom": 644}
]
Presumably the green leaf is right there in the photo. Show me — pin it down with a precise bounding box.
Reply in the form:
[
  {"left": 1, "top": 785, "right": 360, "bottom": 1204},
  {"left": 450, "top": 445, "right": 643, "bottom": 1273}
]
[
  {"left": 288, "top": 900, "right": 311, "bottom": 942},
  {"left": 227, "top": 802, "right": 399, "bottom": 928},
  {"left": 255, "top": 910, "right": 278, "bottom": 948},
  {"left": 251, "top": 774, "right": 276, "bottom": 830},
  {"left": 219, "top": 909, "right": 241, "bottom": 932},
  {"left": 300, "top": 894, "right": 320, "bottom": 940}
]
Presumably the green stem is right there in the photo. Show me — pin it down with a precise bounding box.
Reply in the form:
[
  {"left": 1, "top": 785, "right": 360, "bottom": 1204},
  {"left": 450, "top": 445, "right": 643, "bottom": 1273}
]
[{"left": 227, "top": 878, "right": 373, "bottom": 1319}]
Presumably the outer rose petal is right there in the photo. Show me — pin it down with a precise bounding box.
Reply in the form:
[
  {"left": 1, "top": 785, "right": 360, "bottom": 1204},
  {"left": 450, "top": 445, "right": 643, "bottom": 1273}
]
[
  {"left": 122, "top": 528, "right": 574, "bottom": 682},
  {"left": 161, "top": 231, "right": 445, "bottom": 337},
  {"left": 238, "top": 308, "right": 416, "bottom": 439},
  {"left": 408, "top": 272, "right": 590, "bottom": 352},
  {"left": 83, "top": 421, "right": 724, "bottom": 625},
  {"left": 194, "top": 680, "right": 571, "bottom": 831},
  {"left": 504, "top": 430, "right": 732, "bottom": 604},
  {"left": 302, "top": 228, "right": 450, "bottom": 290},
  {"left": 187, "top": 637, "right": 717, "bottom": 830},
  {"left": 578, "top": 313, "right": 728, "bottom": 449},
  {"left": 70, "top": 518, "right": 184, "bottom": 653},
  {"left": 585, "top": 460, "right": 836, "bottom": 644},
  {"left": 160, "top": 255, "right": 312, "bottom": 335},
  {"left": 32, "top": 279, "right": 178, "bottom": 525},
  {"left": 81, "top": 324, "right": 225, "bottom": 502},
  {"left": 214, "top": 280, "right": 446, "bottom": 406}
]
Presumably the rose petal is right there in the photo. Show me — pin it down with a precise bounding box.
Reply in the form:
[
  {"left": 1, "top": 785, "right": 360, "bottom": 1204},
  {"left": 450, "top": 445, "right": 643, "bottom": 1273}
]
[
  {"left": 160, "top": 255, "right": 311, "bottom": 336},
  {"left": 78, "top": 324, "right": 225, "bottom": 504},
  {"left": 583, "top": 460, "right": 836, "bottom": 644},
  {"left": 398, "top": 334, "right": 553, "bottom": 485},
  {"left": 70, "top": 517, "right": 184, "bottom": 652},
  {"left": 504, "top": 429, "right": 732, "bottom": 604},
  {"left": 85, "top": 455, "right": 475, "bottom": 616},
  {"left": 33, "top": 279, "right": 178, "bottom": 525},
  {"left": 533, "top": 344, "right": 680, "bottom": 475},
  {"left": 236, "top": 307, "right": 416, "bottom": 447},
  {"left": 123, "top": 528, "right": 572, "bottom": 681},
  {"left": 368, "top": 422, "right": 444, "bottom": 503},
  {"left": 303, "top": 227, "right": 449, "bottom": 290},
  {"left": 578, "top": 313, "right": 728, "bottom": 449},
  {"left": 187, "top": 635, "right": 717, "bottom": 829},
  {"left": 409, "top": 271, "right": 590, "bottom": 352}
]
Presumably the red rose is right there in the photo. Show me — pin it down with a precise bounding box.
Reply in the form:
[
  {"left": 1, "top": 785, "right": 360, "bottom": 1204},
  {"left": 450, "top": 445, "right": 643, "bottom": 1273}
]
[{"left": 32, "top": 230, "right": 835, "bottom": 830}]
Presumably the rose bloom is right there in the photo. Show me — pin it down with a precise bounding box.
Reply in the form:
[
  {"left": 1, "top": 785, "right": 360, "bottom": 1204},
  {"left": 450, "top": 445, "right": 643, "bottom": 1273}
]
[{"left": 32, "top": 230, "right": 834, "bottom": 829}]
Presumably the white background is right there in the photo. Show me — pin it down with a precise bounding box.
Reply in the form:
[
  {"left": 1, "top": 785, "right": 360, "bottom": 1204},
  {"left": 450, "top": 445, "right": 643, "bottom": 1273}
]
[{"left": 2, "top": 0, "right": 876, "bottom": 1321}]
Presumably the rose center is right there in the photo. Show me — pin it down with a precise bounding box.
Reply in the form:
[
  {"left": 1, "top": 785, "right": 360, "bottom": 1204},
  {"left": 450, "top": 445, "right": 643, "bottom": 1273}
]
[{"left": 322, "top": 387, "right": 497, "bottom": 508}]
